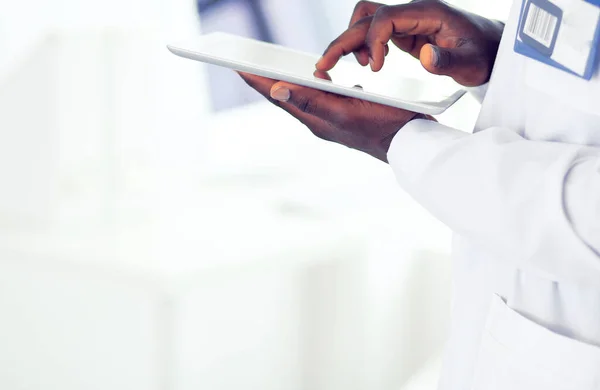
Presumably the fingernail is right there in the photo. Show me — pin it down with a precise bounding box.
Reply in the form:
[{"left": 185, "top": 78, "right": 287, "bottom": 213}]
[
  {"left": 316, "top": 56, "right": 324, "bottom": 67},
  {"left": 271, "top": 87, "right": 290, "bottom": 102},
  {"left": 369, "top": 56, "right": 375, "bottom": 70}
]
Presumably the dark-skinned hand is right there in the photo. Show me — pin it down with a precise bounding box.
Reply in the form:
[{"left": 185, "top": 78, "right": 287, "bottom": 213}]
[
  {"left": 317, "top": 0, "right": 504, "bottom": 87},
  {"left": 238, "top": 71, "right": 433, "bottom": 163}
]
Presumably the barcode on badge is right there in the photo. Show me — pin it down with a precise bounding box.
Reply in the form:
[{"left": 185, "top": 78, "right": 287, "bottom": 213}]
[{"left": 524, "top": 3, "right": 559, "bottom": 48}]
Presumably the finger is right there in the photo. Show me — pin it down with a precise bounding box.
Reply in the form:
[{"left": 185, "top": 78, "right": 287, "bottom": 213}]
[
  {"left": 367, "top": 3, "right": 445, "bottom": 72},
  {"left": 349, "top": 0, "right": 383, "bottom": 27},
  {"left": 356, "top": 48, "right": 370, "bottom": 66},
  {"left": 357, "top": 44, "right": 389, "bottom": 64},
  {"left": 269, "top": 81, "right": 347, "bottom": 120},
  {"left": 353, "top": 32, "right": 388, "bottom": 65},
  {"left": 316, "top": 17, "right": 372, "bottom": 71},
  {"left": 319, "top": 15, "right": 388, "bottom": 69},
  {"left": 270, "top": 87, "right": 333, "bottom": 133},
  {"left": 239, "top": 73, "right": 330, "bottom": 130},
  {"left": 419, "top": 44, "right": 487, "bottom": 86},
  {"left": 313, "top": 70, "right": 333, "bottom": 81}
]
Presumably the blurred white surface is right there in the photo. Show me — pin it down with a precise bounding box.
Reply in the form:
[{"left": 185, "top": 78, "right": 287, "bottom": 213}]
[
  {"left": 0, "top": 231, "right": 451, "bottom": 390},
  {"left": 400, "top": 352, "right": 444, "bottom": 390},
  {"left": 0, "top": 217, "right": 362, "bottom": 390},
  {"left": 0, "top": 32, "right": 452, "bottom": 389},
  {"left": 0, "top": 0, "right": 513, "bottom": 388}
]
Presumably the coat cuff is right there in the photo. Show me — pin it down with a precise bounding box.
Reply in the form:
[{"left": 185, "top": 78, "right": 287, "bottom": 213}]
[
  {"left": 387, "top": 119, "right": 469, "bottom": 183},
  {"left": 465, "top": 83, "right": 489, "bottom": 104}
]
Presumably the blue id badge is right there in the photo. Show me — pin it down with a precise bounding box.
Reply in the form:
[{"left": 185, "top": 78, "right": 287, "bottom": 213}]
[{"left": 514, "top": 0, "right": 600, "bottom": 79}]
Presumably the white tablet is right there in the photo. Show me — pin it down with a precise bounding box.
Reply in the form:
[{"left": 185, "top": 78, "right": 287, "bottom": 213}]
[{"left": 167, "top": 32, "right": 466, "bottom": 115}]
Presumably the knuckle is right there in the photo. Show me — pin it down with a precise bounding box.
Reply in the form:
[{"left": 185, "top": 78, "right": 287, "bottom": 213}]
[
  {"left": 328, "top": 110, "right": 345, "bottom": 125},
  {"left": 353, "top": 1, "right": 370, "bottom": 13},
  {"left": 430, "top": 0, "right": 447, "bottom": 10},
  {"left": 371, "top": 4, "right": 402, "bottom": 26},
  {"left": 353, "top": 15, "right": 373, "bottom": 27},
  {"left": 297, "top": 97, "right": 316, "bottom": 115},
  {"left": 373, "top": 4, "right": 392, "bottom": 19},
  {"left": 425, "top": 0, "right": 448, "bottom": 10},
  {"left": 367, "top": 6, "right": 394, "bottom": 43},
  {"left": 409, "top": 0, "right": 446, "bottom": 11},
  {"left": 330, "top": 108, "right": 354, "bottom": 127}
]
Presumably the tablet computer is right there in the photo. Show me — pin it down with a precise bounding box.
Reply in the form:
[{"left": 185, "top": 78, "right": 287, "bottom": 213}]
[{"left": 167, "top": 32, "right": 466, "bottom": 115}]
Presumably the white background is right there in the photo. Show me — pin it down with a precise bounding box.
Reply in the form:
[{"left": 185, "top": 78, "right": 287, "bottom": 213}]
[{"left": 0, "top": 0, "right": 513, "bottom": 389}]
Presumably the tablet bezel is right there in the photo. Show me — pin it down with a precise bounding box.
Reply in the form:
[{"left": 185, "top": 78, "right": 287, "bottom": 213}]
[{"left": 167, "top": 32, "right": 466, "bottom": 115}]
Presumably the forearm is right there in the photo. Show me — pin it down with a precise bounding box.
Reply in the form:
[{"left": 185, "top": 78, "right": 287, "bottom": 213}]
[{"left": 388, "top": 119, "right": 600, "bottom": 286}]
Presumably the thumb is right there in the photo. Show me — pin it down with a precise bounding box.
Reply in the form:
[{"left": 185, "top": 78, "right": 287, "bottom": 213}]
[
  {"left": 420, "top": 44, "right": 488, "bottom": 87},
  {"left": 270, "top": 82, "right": 341, "bottom": 118}
]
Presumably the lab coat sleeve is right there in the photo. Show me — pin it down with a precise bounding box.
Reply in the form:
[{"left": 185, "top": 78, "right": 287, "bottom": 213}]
[
  {"left": 388, "top": 119, "right": 600, "bottom": 287},
  {"left": 465, "top": 83, "right": 489, "bottom": 104}
]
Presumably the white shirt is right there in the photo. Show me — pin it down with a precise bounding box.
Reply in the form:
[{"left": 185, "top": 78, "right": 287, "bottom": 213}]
[{"left": 387, "top": 1, "right": 600, "bottom": 389}]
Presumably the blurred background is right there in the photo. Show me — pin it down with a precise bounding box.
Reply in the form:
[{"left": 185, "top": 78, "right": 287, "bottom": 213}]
[{"left": 0, "top": 0, "right": 511, "bottom": 389}]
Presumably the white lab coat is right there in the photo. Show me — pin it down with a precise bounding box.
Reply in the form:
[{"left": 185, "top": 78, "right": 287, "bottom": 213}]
[{"left": 387, "top": 0, "right": 600, "bottom": 389}]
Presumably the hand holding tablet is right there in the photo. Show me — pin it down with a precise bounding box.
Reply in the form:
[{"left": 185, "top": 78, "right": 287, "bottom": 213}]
[
  {"left": 167, "top": 32, "right": 465, "bottom": 115},
  {"left": 166, "top": 1, "right": 504, "bottom": 161}
]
